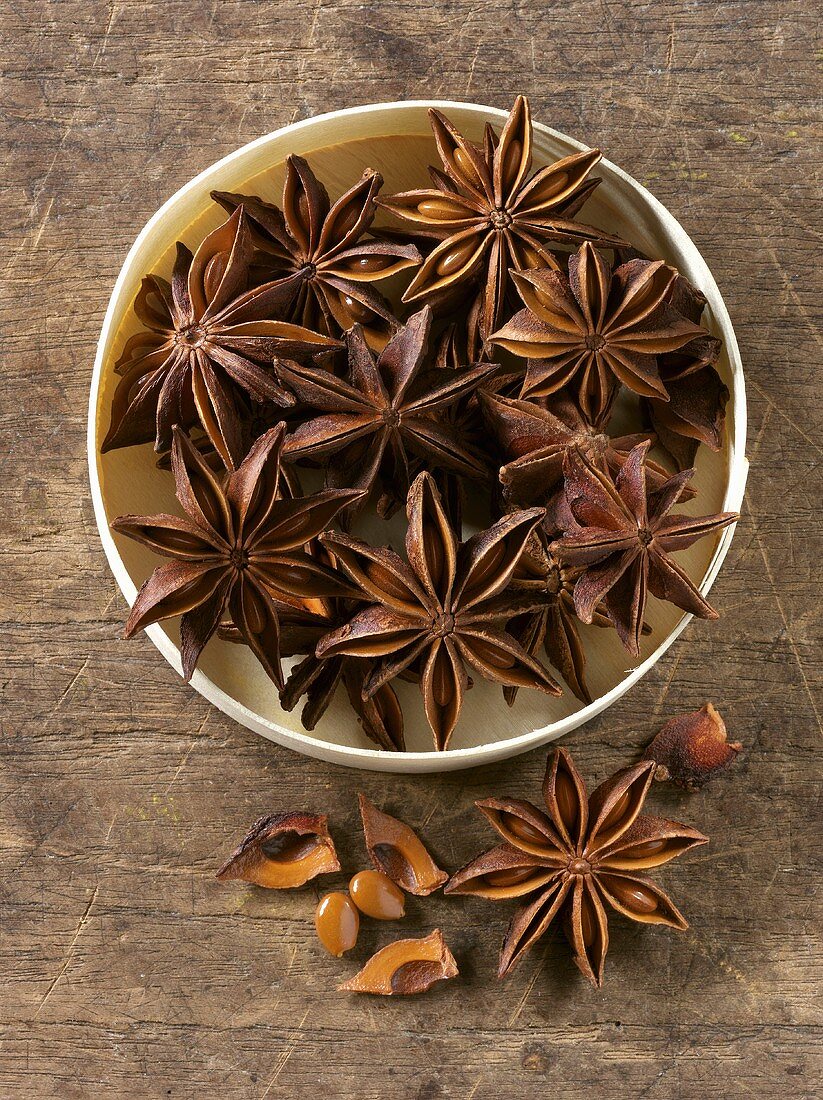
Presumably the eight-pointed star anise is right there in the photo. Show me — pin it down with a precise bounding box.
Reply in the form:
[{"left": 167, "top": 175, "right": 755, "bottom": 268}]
[
  {"left": 278, "top": 307, "right": 498, "bottom": 526},
  {"left": 478, "top": 388, "right": 684, "bottom": 509},
  {"left": 102, "top": 207, "right": 341, "bottom": 469},
  {"left": 491, "top": 242, "right": 714, "bottom": 426},
  {"left": 111, "top": 424, "right": 362, "bottom": 685},
  {"left": 315, "top": 471, "right": 561, "bottom": 750},
  {"left": 379, "top": 96, "right": 625, "bottom": 349},
  {"left": 213, "top": 157, "right": 421, "bottom": 351},
  {"left": 551, "top": 441, "right": 738, "bottom": 655},
  {"left": 445, "top": 747, "right": 708, "bottom": 986}
]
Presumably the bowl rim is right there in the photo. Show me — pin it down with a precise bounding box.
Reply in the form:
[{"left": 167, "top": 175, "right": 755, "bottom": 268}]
[{"left": 88, "top": 99, "right": 749, "bottom": 774}]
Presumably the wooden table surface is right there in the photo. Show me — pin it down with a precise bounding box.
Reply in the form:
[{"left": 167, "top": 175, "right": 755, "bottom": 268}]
[{"left": 2, "top": 1, "right": 821, "bottom": 1096}]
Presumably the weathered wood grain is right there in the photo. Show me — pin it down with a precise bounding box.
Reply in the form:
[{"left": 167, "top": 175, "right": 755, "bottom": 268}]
[{"left": 1, "top": 0, "right": 821, "bottom": 1096}]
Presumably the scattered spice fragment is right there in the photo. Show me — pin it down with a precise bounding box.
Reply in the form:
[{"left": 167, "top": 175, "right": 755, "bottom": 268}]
[
  {"left": 349, "top": 869, "right": 406, "bottom": 920},
  {"left": 339, "top": 929, "right": 458, "bottom": 995},
  {"left": 315, "top": 892, "right": 360, "bottom": 957},
  {"left": 358, "top": 793, "right": 448, "bottom": 895},
  {"left": 643, "top": 703, "right": 741, "bottom": 790},
  {"left": 446, "top": 747, "right": 707, "bottom": 986},
  {"left": 216, "top": 812, "right": 340, "bottom": 889}
]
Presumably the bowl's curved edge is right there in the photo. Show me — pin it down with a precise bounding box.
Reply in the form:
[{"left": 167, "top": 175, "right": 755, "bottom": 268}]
[{"left": 88, "top": 100, "right": 748, "bottom": 774}]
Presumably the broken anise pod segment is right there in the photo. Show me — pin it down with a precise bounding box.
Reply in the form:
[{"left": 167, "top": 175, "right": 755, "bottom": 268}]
[
  {"left": 215, "top": 812, "right": 340, "bottom": 889},
  {"left": 315, "top": 892, "right": 360, "bottom": 957},
  {"left": 349, "top": 869, "right": 406, "bottom": 920},
  {"left": 643, "top": 703, "right": 741, "bottom": 790},
  {"left": 358, "top": 793, "right": 448, "bottom": 895},
  {"left": 338, "top": 929, "right": 459, "bottom": 995}
]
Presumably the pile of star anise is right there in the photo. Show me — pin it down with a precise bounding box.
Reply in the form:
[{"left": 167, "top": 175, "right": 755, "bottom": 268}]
[{"left": 105, "top": 96, "right": 738, "bottom": 751}]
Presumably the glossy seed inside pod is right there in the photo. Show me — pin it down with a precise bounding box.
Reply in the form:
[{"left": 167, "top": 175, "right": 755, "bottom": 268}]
[
  {"left": 618, "top": 837, "right": 667, "bottom": 859},
  {"left": 604, "top": 876, "right": 659, "bottom": 915},
  {"left": 436, "top": 238, "right": 476, "bottom": 277},
  {"left": 484, "top": 866, "right": 537, "bottom": 888},
  {"left": 349, "top": 869, "right": 405, "bottom": 920},
  {"left": 505, "top": 814, "right": 547, "bottom": 845},
  {"left": 315, "top": 892, "right": 360, "bottom": 957}
]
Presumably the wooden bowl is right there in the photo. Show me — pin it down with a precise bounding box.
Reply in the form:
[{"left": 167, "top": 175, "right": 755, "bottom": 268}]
[{"left": 88, "top": 101, "right": 748, "bottom": 773}]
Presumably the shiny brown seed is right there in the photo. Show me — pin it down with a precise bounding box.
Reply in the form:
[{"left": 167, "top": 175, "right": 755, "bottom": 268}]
[
  {"left": 340, "top": 293, "right": 374, "bottom": 324},
  {"left": 453, "top": 146, "right": 483, "bottom": 187},
  {"left": 466, "top": 636, "right": 515, "bottom": 669},
  {"left": 417, "top": 198, "right": 464, "bottom": 220},
  {"left": 365, "top": 561, "right": 414, "bottom": 602},
  {"left": 554, "top": 769, "right": 579, "bottom": 832},
  {"left": 528, "top": 169, "right": 570, "bottom": 207},
  {"left": 435, "top": 237, "right": 477, "bottom": 277},
  {"left": 484, "top": 865, "right": 537, "bottom": 888},
  {"left": 432, "top": 650, "right": 454, "bottom": 708},
  {"left": 462, "top": 540, "right": 506, "bottom": 599},
  {"left": 619, "top": 838, "right": 667, "bottom": 859},
  {"left": 501, "top": 139, "right": 523, "bottom": 190},
  {"left": 329, "top": 201, "right": 361, "bottom": 242},
  {"left": 353, "top": 254, "right": 391, "bottom": 272},
  {"left": 505, "top": 814, "right": 547, "bottom": 845},
  {"left": 349, "top": 869, "right": 405, "bottom": 920},
  {"left": 422, "top": 523, "right": 448, "bottom": 591},
  {"left": 600, "top": 789, "right": 632, "bottom": 831},
  {"left": 315, "top": 892, "right": 359, "bottom": 957},
  {"left": 605, "top": 877, "right": 659, "bottom": 915}
]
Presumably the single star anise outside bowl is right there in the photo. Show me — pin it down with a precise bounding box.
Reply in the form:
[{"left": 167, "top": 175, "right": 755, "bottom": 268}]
[{"left": 89, "top": 100, "right": 747, "bottom": 772}]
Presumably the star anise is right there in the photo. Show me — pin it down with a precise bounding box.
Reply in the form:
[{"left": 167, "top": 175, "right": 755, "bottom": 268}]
[
  {"left": 491, "top": 242, "right": 714, "bottom": 426},
  {"left": 315, "top": 471, "right": 561, "bottom": 750},
  {"left": 445, "top": 747, "right": 708, "bottom": 986},
  {"left": 379, "top": 96, "right": 625, "bottom": 349},
  {"left": 478, "top": 388, "right": 686, "bottom": 509},
  {"left": 110, "top": 424, "right": 362, "bottom": 685},
  {"left": 213, "top": 158, "right": 421, "bottom": 351},
  {"left": 640, "top": 275, "right": 728, "bottom": 469},
  {"left": 102, "top": 207, "right": 342, "bottom": 469},
  {"left": 550, "top": 441, "right": 739, "bottom": 655},
  {"left": 277, "top": 307, "right": 498, "bottom": 526},
  {"left": 505, "top": 524, "right": 614, "bottom": 705}
]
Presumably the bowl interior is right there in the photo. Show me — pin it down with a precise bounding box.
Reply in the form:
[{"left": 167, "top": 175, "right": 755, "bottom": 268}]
[{"left": 90, "top": 102, "right": 745, "bottom": 771}]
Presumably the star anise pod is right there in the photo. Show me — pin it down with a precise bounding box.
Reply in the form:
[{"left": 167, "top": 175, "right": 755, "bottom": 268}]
[
  {"left": 445, "top": 747, "right": 708, "bottom": 986},
  {"left": 315, "top": 471, "right": 561, "bottom": 750},
  {"left": 505, "top": 524, "right": 614, "bottom": 705},
  {"left": 212, "top": 158, "right": 421, "bottom": 351},
  {"left": 550, "top": 441, "right": 739, "bottom": 655},
  {"left": 278, "top": 307, "right": 498, "bottom": 526},
  {"left": 379, "top": 96, "right": 625, "bottom": 349},
  {"left": 478, "top": 388, "right": 686, "bottom": 509},
  {"left": 491, "top": 242, "right": 714, "bottom": 426},
  {"left": 110, "top": 424, "right": 362, "bottom": 685},
  {"left": 102, "top": 207, "right": 342, "bottom": 469},
  {"left": 640, "top": 276, "right": 728, "bottom": 469}
]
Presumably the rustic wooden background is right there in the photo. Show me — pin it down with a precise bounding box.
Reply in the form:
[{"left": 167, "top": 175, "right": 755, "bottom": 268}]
[{"left": 2, "top": 1, "right": 821, "bottom": 1096}]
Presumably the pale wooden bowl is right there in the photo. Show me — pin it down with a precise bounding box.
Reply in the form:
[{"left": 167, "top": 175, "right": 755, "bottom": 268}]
[{"left": 88, "top": 101, "right": 748, "bottom": 773}]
